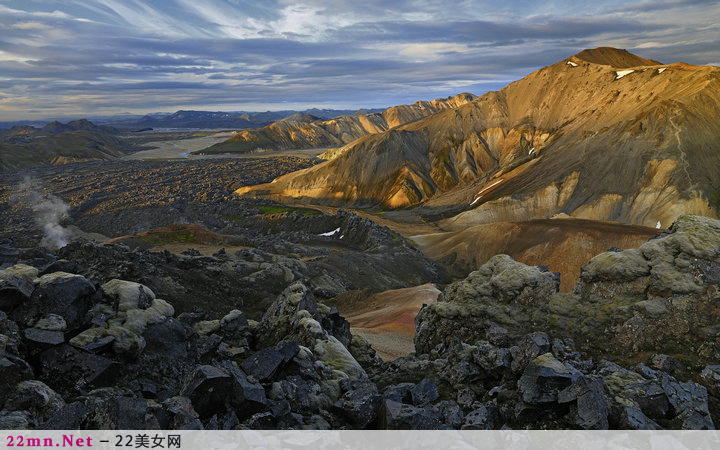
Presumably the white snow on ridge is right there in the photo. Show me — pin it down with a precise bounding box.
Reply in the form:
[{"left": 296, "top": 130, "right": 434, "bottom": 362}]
[
  {"left": 615, "top": 70, "right": 634, "bottom": 79},
  {"left": 567, "top": 61, "right": 578, "bottom": 67},
  {"left": 658, "top": 67, "right": 667, "bottom": 74},
  {"left": 656, "top": 221, "right": 662, "bottom": 229},
  {"left": 470, "top": 178, "right": 504, "bottom": 206},
  {"left": 319, "top": 227, "right": 340, "bottom": 237},
  {"left": 528, "top": 147, "right": 535, "bottom": 155}
]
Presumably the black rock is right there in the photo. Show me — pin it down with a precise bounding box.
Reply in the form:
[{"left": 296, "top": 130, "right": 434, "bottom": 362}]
[
  {"left": 321, "top": 307, "right": 352, "bottom": 347},
  {"left": 461, "top": 404, "right": 495, "bottom": 430},
  {"left": 39, "top": 402, "right": 88, "bottom": 429},
  {"left": 11, "top": 274, "right": 95, "bottom": 328},
  {"left": 0, "top": 311, "right": 21, "bottom": 354},
  {"left": 700, "top": 365, "right": 720, "bottom": 397},
  {"left": 0, "top": 354, "right": 32, "bottom": 403},
  {"left": 216, "top": 360, "right": 267, "bottom": 418},
  {"left": 206, "top": 410, "right": 240, "bottom": 430},
  {"left": 383, "top": 383, "right": 415, "bottom": 404},
  {"left": 40, "top": 260, "right": 78, "bottom": 276},
  {"left": 473, "top": 340, "right": 511, "bottom": 378},
  {"left": 196, "top": 333, "right": 222, "bottom": 363},
  {"left": 558, "top": 375, "right": 609, "bottom": 429},
  {"left": 143, "top": 318, "right": 195, "bottom": 359},
  {"left": 335, "top": 378, "right": 381, "bottom": 428},
  {"left": 81, "top": 335, "right": 115, "bottom": 353},
  {"left": 611, "top": 405, "right": 661, "bottom": 430},
  {"left": 162, "top": 396, "right": 202, "bottom": 430},
  {"left": 650, "top": 354, "right": 678, "bottom": 374},
  {"left": 271, "top": 375, "right": 322, "bottom": 413},
  {"left": 38, "top": 345, "right": 118, "bottom": 396},
  {"left": 220, "top": 310, "right": 248, "bottom": 333},
  {"left": 0, "top": 276, "right": 34, "bottom": 311},
  {"left": 275, "top": 340, "right": 300, "bottom": 363},
  {"left": 411, "top": 378, "right": 439, "bottom": 407},
  {"left": 85, "top": 396, "right": 149, "bottom": 429},
  {"left": 510, "top": 332, "right": 551, "bottom": 374},
  {"left": 437, "top": 400, "right": 464, "bottom": 429},
  {"left": 180, "top": 365, "right": 233, "bottom": 419},
  {"left": 177, "top": 312, "right": 205, "bottom": 326},
  {"left": 485, "top": 323, "right": 510, "bottom": 347},
  {"left": 241, "top": 347, "right": 285, "bottom": 381},
  {"left": 380, "top": 399, "right": 446, "bottom": 430},
  {"left": 23, "top": 328, "right": 64, "bottom": 347},
  {"left": 635, "top": 382, "right": 670, "bottom": 420},
  {"left": 517, "top": 353, "right": 575, "bottom": 404}
]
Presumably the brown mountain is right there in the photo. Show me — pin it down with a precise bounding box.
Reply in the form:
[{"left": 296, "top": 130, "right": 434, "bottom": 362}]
[
  {"left": 237, "top": 47, "right": 720, "bottom": 228},
  {"left": 196, "top": 93, "right": 476, "bottom": 154}
]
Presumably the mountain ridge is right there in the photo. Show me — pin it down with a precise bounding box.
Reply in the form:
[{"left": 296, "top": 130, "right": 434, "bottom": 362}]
[
  {"left": 196, "top": 93, "right": 476, "bottom": 155},
  {"left": 236, "top": 47, "right": 720, "bottom": 228}
]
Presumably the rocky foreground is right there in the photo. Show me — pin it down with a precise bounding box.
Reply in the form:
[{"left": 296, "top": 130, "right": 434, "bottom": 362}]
[{"left": 1, "top": 215, "right": 719, "bottom": 429}]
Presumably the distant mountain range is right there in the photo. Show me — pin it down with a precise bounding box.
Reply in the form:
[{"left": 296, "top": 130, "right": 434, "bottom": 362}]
[
  {"left": 0, "top": 119, "right": 132, "bottom": 170},
  {"left": 0, "top": 108, "right": 386, "bottom": 131},
  {"left": 237, "top": 47, "right": 720, "bottom": 230},
  {"left": 197, "top": 93, "right": 476, "bottom": 155}
]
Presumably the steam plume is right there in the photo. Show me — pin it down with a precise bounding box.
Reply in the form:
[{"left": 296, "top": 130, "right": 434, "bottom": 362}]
[{"left": 16, "top": 176, "right": 71, "bottom": 249}]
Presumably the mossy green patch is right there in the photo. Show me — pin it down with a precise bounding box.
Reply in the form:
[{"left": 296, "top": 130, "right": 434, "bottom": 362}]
[{"left": 256, "top": 205, "right": 322, "bottom": 217}]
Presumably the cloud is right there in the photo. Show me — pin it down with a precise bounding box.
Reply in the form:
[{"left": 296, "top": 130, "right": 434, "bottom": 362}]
[{"left": 0, "top": 0, "right": 717, "bottom": 120}]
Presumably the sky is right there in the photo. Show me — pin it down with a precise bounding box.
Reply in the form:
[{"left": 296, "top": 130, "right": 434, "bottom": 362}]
[{"left": 0, "top": 0, "right": 719, "bottom": 121}]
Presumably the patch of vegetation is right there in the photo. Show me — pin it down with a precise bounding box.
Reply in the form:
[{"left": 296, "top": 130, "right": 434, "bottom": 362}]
[{"left": 256, "top": 205, "right": 322, "bottom": 217}]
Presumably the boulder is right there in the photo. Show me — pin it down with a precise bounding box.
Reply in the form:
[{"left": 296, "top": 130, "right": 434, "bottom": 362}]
[
  {"left": 437, "top": 400, "right": 464, "bottom": 429},
  {"left": 414, "top": 255, "right": 556, "bottom": 354},
  {"left": 38, "top": 345, "right": 118, "bottom": 396},
  {"left": 220, "top": 309, "right": 249, "bottom": 333},
  {"left": 461, "top": 404, "right": 495, "bottom": 430},
  {"left": 334, "top": 378, "right": 381, "bottom": 428},
  {"left": 0, "top": 276, "right": 34, "bottom": 312},
  {"left": 383, "top": 383, "right": 415, "bottom": 404},
  {"left": 700, "top": 365, "right": 720, "bottom": 397},
  {"left": 275, "top": 340, "right": 300, "bottom": 363},
  {"left": 101, "top": 279, "right": 155, "bottom": 312},
  {"left": 510, "top": 332, "right": 551, "bottom": 374},
  {"left": 34, "top": 314, "right": 67, "bottom": 331},
  {"left": 216, "top": 360, "right": 267, "bottom": 418},
  {"left": 3, "top": 380, "right": 65, "bottom": 424},
  {"left": 11, "top": 272, "right": 95, "bottom": 328},
  {"left": 142, "top": 317, "right": 195, "bottom": 359},
  {"left": 517, "top": 353, "right": 576, "bottom": 404},
  {"left": 0, "top": 355, "right": 32, "bottom": 402},
  {"left": 255, "top": 282, "right": 318, "bottom": 348},
  {"left": 241, "top": 347, "right": 285, "bottom": 382},
  {"left": 411, "top": 378, "right": 439, "bottom": 407},
  {"left": 85, "top": 395, "right": 149, "bottom": 429},
  {"left": 38, "top": 402, "right": 88, "bottom": 429},
  {"left": 557, "top": 375, "right": 609, "bottom": 429},
  {"left": 23, "top": 328, "right": 64, "bottom": 348},
  {"left": 180, "top": 365, "right": 233, "bottom": 419},
  {"left": 162, "top": 396, "right": 202, "bottom": 430},
  {"left": 379, "top": 399, "right": 446, "bottom": 430}
]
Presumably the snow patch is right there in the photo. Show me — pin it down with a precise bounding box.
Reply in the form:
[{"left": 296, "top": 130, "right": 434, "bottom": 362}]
[
  {"left": 470, "top": 178, "right": 504, "bottom": 206},
  {"left": 615, "top": 70, "right": 634, "bottom": 79},
  {"left": 528, "top": 147, "right": 535, "bottom": 156},
  {"left": 339, "top": 235, "right": 344, "bottom": 239},
  {"left": 656, "top": 221, "right": 662, "bottom": 229},
  {"left": 566, "top": 61, "right": 578, "bottom": 67},
  {"left": 319, "top": 227, "right": 340, "bottom": 237},
  {"left": 658, "top": 67, "right": 667, "bottom": 74}
]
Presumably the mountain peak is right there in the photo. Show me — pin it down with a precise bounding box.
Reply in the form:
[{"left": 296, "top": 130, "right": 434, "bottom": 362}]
[{"left": 572, "top": 47, "right": 662, "bottom": 68}]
